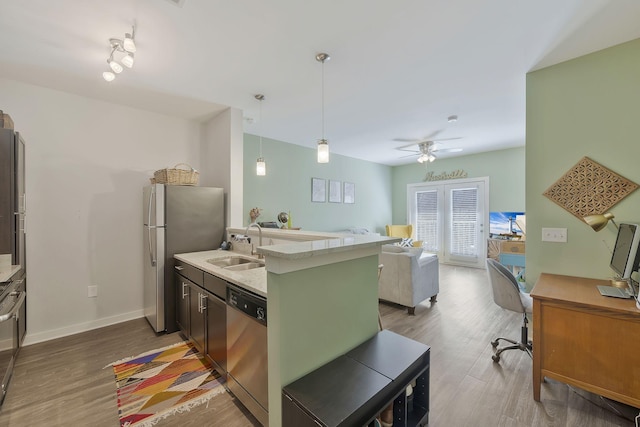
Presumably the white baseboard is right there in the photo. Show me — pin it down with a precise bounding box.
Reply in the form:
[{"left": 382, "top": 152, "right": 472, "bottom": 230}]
[{"left": 22, "top": 309, "right": 146, "bottom": 347}]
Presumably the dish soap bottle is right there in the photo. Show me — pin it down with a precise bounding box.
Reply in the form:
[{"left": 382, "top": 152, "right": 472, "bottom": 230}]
[{"left": 287, "top": 210, "right": 292, "bottom": 229}]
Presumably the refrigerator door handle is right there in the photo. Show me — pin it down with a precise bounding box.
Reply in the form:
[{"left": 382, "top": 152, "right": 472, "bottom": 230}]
[
  {"left": 147, "top": 185, "right": 155, "bottom": 228},
  {"left": 148, "top": 227, "right": 156, "bottom": 267},
  {"left": 147, "top": 186, "right": 157, "bottom": 266}
]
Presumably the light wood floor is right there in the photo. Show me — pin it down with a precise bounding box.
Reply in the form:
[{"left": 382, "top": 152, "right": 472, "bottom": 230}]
[{"left": 0, "top": 264, "right": 637, "bottom": 426}]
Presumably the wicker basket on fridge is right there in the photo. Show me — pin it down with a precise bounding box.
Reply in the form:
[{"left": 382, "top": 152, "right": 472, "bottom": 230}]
[{"left": 153, "top": 163, "right": 199, "bottom": 186}]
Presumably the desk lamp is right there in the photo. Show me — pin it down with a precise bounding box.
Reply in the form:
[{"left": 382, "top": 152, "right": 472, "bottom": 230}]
[{"left": 583, "top": 212, "right": 617, "bottom": 232}]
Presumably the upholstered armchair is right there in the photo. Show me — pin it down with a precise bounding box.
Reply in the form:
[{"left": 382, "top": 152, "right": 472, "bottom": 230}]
[
  {"left": 385, "top": 224, "right": 423, "bottom": 247},
  {"left": 378, "top": 245, "right": 439, "bottom": 314}
]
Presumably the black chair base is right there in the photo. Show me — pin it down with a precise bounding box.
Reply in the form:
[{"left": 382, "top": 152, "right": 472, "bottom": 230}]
[{"left": 491, "top": 313, "right": 532, "bottom": 363}]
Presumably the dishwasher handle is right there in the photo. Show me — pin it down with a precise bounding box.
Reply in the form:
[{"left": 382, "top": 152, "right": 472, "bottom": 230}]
[{"left": 0, "top": 291, "right": 26, "bottom": 323}]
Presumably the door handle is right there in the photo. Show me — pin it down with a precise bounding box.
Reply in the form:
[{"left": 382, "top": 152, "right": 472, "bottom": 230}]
[{"left": 182, "top": 283, "right": 188, "bottom": 299}]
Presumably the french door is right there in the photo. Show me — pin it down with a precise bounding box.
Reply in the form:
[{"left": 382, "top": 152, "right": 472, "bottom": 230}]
[{"left": 407, "top": 177, "right": 488, "bottom": 268}]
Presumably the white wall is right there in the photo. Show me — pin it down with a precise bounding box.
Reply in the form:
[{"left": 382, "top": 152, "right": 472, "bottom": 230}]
[
  {"left": 0, "top": 78, "right": 214, "bottom": 344},
  {"left": 200, "top": 108, "right": 244, "bottom": 227}
]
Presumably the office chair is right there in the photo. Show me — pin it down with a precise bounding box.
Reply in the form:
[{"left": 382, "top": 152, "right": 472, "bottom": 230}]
[{"left": 485, "top": 258, "right": 533, "bottom": 362}]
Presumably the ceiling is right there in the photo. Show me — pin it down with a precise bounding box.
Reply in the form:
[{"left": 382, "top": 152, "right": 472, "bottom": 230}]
[{"left": 1, "top": 1, "right": 640, "bottom": 166}]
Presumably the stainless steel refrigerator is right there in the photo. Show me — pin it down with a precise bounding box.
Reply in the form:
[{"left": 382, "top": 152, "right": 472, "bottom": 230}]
[{"left": 143, "top": 184, "right": 224, "bottom": 333}]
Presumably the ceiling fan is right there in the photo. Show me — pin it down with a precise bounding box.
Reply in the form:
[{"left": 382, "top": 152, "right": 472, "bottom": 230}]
[{"left": 395, "top": 135, "right": 463, "bottom": 163}]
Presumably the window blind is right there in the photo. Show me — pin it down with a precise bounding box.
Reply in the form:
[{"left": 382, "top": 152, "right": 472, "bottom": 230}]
[
  {"left": 415, "top": 190, "right": 438, "bottom": 252},
  {"left": 449, "top": 187, "right": 478, "bottom": 257}
]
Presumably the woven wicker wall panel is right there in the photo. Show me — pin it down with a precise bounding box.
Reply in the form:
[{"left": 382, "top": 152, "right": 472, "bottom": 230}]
[{"left": 543, "top": 156, "right": 638, "bottom": 221}]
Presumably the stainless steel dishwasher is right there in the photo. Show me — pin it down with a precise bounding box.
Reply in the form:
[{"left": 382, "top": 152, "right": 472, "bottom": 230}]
[{"left": 226, "top": 284, "right": 268, "bottom": 426}]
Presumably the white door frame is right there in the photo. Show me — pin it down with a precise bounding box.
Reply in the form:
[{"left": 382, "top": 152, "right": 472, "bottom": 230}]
[{"left": 407, "top": 177, "right": 489, "bottom": 268}]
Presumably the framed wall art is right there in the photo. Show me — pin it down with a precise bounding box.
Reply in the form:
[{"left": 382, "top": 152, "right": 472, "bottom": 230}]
[
  {"left": 343, "top": 182, "right": 355, "bottom": 204},
  {"left": 311, "top": 178, "right": 326, "bottom": 202},
  {"left": 329, "top": 180, "right": 342, "bottom": 203}
]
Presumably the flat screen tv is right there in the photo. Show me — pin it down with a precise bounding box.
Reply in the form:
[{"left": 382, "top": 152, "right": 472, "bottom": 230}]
[{"left": 610, "top": 222, "right": 640, "bottom": 280}]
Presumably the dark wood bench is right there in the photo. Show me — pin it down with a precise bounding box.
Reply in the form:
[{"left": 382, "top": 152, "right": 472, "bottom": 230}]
[{"left": 282, "top": 330, "right": 430, "bottom": 426}]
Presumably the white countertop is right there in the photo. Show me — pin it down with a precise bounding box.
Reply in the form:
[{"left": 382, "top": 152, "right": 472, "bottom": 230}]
[
  {"left": 227, "top": 227, "right": 347, "bottom": 243},
  {"left": 175, "top": 235, "right": 399, "bottom": 296},
  {"left": 174, "top": 249, "right": 267, "bottom": 297},
  {"left": 0, "top": 265, "right": 21, "bottom": 283},
  {"left": 257, "top": 235, "right": 398, "bottom": 259}
]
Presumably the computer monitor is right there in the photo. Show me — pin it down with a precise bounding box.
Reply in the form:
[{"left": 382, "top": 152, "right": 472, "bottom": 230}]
[{"left": 610, "top": 223, "right": 640, "bottom": 280}]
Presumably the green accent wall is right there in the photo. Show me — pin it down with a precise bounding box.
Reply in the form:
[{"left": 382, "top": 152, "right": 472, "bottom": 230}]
[
  {"left": 391, "top": 147, "right": 526, "bottom": 224},
  {"left": 243, "top": 134, "right": 392, "bottom": 234},
  {"left": 526, "top": 38, "right": 640, "bottom": 287},
  {"left": 267, "top": 255, "right": 380, "bottom": 426}
]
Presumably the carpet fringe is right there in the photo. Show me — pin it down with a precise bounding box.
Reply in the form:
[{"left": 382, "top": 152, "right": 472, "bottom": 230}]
[
  {"left": 122, "top": 387, "right": 225, "bottom": 427},
  {"left": 103, "top": 341, "right": 187, "bottom": 369}
]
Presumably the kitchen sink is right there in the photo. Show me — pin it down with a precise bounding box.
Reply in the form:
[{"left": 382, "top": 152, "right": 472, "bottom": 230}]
[
  {"left": 206, "top": 256, "right": 264, "bottom": 270},
  {"left": 224, "top": 262, "right": 264, "bottom": 271}
]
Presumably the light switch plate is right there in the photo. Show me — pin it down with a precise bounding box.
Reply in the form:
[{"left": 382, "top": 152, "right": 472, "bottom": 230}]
[
  {"left": 88, "top": 285, "right": 98, "bottom": 298},
  {"left": 542, "top": 227, "right": 567, "bottom": 242}
]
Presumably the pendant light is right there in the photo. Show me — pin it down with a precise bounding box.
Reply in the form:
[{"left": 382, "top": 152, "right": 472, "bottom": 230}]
[
  {"left": 316, "top": 53, "right": 330, "bottom": 163},
  {"left": 255, "top": 94, "right": 266, "bottom": 176}
]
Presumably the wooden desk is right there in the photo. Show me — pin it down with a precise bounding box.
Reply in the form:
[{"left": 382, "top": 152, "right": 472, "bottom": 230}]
[{"left": 531, "top": 273, "right": 640, "bottom": 407}]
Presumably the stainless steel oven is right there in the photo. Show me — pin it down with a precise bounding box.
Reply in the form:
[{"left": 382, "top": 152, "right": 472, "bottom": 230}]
[{"left": 0, "top": 269, "right": 26, "bottom": 407}]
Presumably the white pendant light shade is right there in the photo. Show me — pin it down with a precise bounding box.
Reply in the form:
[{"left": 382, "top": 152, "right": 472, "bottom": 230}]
[
  {"left": 315, "top": 53, "right": 331, "bottom": 163},
  {"left": 317, "top": 139, "right": 329, "bottom": 163},
  {"left": 256, "top": 157, "right": 266, "bottom": 176},
  {"left": 123, "top": 33, "right": 136, "bottom": 52},
  {"left": 254, "top": 94, "right": 267, "bottom": 176},
  {"left": 109, "top": 59, "right": 123, "bottom": 73},
  {"left": 121, "top": 53, "right": 134, "bottom": 68},
  {"left": 102, "top": 71, "right": 115, "bottom": 82}
]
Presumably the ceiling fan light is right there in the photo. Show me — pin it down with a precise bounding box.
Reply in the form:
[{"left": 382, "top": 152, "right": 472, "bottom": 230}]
[
  {"left": 317, "top": 139, "right": 329, "bottom": 163},
  {"left": 108, "top": 59, "right": 123, "bottom": 73},
  {"left": 428, "top": 154, "right": 437, "bottom": 162},
  {"left": 123, "top": 33, "right": 136, "bottom": 53},
  {"left": 121, "top": 53, "right": 134, "bottom": 68},
  {"left": 102, "top": 71, "right": 115, "bottom": 82}
]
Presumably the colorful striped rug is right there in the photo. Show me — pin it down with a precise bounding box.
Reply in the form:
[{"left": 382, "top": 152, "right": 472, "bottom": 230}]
[{"left": 109, "top": 341, "right": 226, "bottom": 427}]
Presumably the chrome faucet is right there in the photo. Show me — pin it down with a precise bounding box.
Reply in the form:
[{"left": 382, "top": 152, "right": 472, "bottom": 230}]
[{"left": 245, "top": 222, "right": 263, "bottom": 258}]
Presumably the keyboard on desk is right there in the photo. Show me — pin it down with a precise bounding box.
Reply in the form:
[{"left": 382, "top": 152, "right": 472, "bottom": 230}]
[{"left": 597, "top": 285, "right": 632, "bottom": 299}]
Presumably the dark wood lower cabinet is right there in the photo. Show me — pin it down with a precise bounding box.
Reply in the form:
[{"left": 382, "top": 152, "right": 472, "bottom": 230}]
[
  {"left": 175, "top": 266, "right": 227, "bottom": 375},
  {"left": 189, "top": 282, "right": 206, "bottom": 353},
  {"left": 176, "top": 275, "right": 190, "bottom": 335},
  {"left": 205, "top": 290, "right": 227, "bottom": 373}
]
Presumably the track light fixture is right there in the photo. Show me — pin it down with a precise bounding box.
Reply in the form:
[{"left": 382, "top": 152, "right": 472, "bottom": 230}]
[{"left": 102, "top": 25, "right": 137, "bottom": 82}]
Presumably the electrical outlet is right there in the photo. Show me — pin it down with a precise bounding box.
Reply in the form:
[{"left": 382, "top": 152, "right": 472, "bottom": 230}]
[
  {"left": 88, "top": 285, "right": 98, "bottom": 298},
  {"left": 542, "top": 227, "right": 567, "bottom": 243}
]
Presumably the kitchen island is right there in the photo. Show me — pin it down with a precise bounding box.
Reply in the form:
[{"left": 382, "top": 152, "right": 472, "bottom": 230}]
[{"left": 177, "top": 229, "right": 398, "bottom": 427}]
